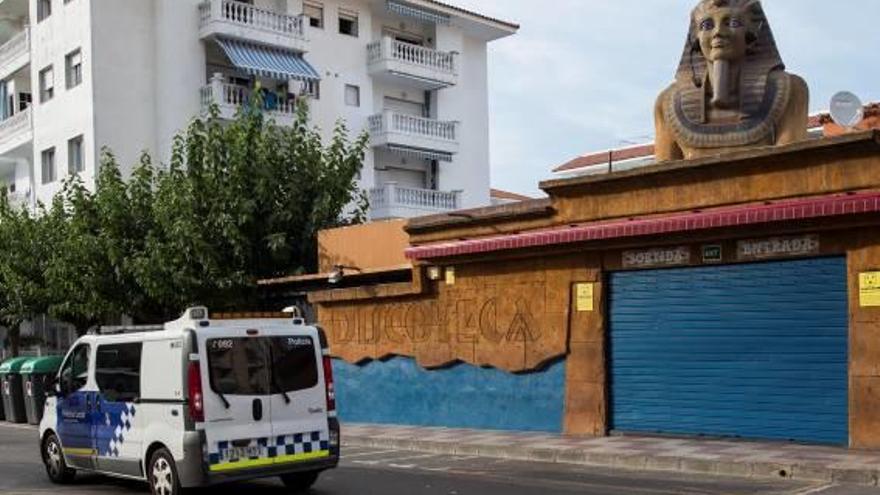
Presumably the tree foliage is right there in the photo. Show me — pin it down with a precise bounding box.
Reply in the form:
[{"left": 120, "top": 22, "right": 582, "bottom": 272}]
[{"left": 0, "top": 101, "right": 367, "bottom": 350}]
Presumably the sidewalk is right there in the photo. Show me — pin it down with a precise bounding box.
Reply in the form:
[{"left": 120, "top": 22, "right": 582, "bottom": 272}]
[{"left": 342, "top": 424, "right": 880, "bottom": 486}]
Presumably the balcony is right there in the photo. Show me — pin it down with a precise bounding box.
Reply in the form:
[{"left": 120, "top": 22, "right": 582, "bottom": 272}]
[
  {"left": 200, "top": 76, "right": 298, "bottom": 126},
  {"left": 0, "top": 107, "right": 32, "bottom": 155},
  {"left": 198, "top": 0, "right": 307, "bottom": 52},
  {"left": 0, "top": 29, "right": 29, "bottom": 80},
  {"left": 368, "top": 111, "right": 459, "bottom": 158},
  {"left": 367, "top": 37, "right": 457, "bottom": 89},
  {"left": 370, "top": 183, "right": 461, "bottom": 220}
]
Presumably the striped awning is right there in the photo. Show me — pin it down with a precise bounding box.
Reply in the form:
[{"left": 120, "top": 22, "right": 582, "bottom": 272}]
[
  {"left": 387, "top": 0, "right": 450, "bottom": 25},
  {"left": 215, "top": 38, "right": 320, "bottom": 82},
  {"left": 387, "top": 145, "right": 453, "bottom": 162}
]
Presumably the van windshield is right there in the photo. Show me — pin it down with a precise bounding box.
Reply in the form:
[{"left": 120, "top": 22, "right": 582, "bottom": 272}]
[{"left": 207, "top": 336, "right": 318, "bottom": 396}]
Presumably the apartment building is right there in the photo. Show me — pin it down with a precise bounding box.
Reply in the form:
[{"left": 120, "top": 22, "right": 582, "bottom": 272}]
[{"left": 0, "top": 0, "right": 517, "bottom": 219}]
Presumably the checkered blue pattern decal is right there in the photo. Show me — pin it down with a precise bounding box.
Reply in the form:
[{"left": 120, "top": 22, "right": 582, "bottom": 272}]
[
  {"left": 273, "top": 431, "right": 330, "bottom": 458},
  {"left": 95, "top": 401, "right": 137, "bottom": 458},
  {"left": 208, "top": 431, "right": 329, "bottom": 469}
]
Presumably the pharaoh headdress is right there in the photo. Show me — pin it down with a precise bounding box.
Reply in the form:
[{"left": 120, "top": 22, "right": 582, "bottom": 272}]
[{"left": 664, "top": 0, "right": 792, "bottom": 148}]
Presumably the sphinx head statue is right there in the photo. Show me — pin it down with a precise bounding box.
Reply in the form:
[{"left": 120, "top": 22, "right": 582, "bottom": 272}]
[
  {"left": 687, "top": 0, "right": 781, "bottom": 109},
  {"left": 654, "top": 0, "right": 809, "bottom": 161}
]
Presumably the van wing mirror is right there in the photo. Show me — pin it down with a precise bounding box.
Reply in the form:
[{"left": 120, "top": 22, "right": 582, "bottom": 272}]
[{"left": 47, "top": 380, "right": 61, "bottom": 398}]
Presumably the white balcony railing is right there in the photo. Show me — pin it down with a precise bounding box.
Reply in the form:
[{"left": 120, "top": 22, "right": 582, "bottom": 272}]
[
  {"left": 0, "top": 107, "right": 32, "bottom": 147},
  {"left": 368, "top": 37, "right": 455, "bottom": 73},
  {"left": 370, "top": 182, "right": 461, "bottom": 219},
  {"left": 369, "top": 111, "right": 457, "bottom": 142},
  {"left": 367, "top": 37, "right": 456, "bottom": 88},
  {"left": 0, "top": 29, "right": 30, "bottom": 75},
  {"left": 200, "top": 75, "right": 297, "bottom": 124},
  {"left": 198, "top": 0, "right": 307, "bottom": 48}
]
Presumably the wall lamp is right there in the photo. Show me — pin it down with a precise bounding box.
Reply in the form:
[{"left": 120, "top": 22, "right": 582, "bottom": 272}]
[{"left": 328, "top": 264, "right": 362, "bottom": 284}]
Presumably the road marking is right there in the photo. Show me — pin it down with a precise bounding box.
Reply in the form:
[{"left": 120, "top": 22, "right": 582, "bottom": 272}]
[
  {"left": 789, "top": 485, "right": 835, "bottom": 495},
  {"left": 0, "top": 423, "right": 37, "bottom": 432},
  {"left": 342, "top": 449, "right": 400, "bottom": 458},
  {"left": 349, "top": 453, "right": 440, "bottom": 466}
]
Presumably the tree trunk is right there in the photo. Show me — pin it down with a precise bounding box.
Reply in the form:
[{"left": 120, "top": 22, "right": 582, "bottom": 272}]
[{"left": 8, "top": 325, "right": 20, "bottom": 358}]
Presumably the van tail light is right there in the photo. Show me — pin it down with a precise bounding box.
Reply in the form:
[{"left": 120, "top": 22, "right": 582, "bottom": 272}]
[
  {"left": 322, "top": 356, "right": 336, "bottom": 412},
  {"left": 187, "top": 361, "right": 205, "bottom": 423}
]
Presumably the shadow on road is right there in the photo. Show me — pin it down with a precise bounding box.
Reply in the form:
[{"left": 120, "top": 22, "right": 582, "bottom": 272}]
[{"left": 70, "top": 473, "right": 331, "bottom": 494}]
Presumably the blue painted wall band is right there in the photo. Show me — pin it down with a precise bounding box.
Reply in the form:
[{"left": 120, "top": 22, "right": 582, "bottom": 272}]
[{"left": 333, "top": 357, "right": 566, "bottom": 433}]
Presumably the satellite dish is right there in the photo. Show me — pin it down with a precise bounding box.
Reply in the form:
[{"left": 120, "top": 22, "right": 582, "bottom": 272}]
[{"left": 829, "top": 91, "right": 864, "bottom": 129}]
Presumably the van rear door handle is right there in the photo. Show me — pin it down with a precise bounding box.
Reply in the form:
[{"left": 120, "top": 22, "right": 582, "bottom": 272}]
[{"left": 252, "top": 399, "right": 263, "bottom": 421}]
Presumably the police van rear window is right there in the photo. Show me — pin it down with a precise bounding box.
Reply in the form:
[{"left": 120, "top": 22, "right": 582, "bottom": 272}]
[
  {"left": 208, "top": 338, "right": 271, "bottom": 396},
  {"left": 207, "top": 337, "right": 318, "bottom": 396},
  {"left": 269, "top": 337, "right": 318, "bottom": 393}
]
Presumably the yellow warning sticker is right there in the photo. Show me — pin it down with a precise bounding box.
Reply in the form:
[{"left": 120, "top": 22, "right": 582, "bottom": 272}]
[
  {"left": 860, "top": 272, "right": 880, "bottom": 307},
  {"left": 576, "top": 283, "right": 594, "bottom": 312},
  {"left": 445, "top": 267, "right": 455, "bottom": 286}
]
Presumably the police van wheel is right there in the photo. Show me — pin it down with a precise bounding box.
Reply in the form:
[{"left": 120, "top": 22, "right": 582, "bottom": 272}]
[
  {"left": 280, "top": 470, "right": 319, "bottom": 492},
  {"left": 148, "top": 448, "right": 183, "bottom": 495},
  {"left": 42, "top": 433, "right": 76, "bottom": 484}
]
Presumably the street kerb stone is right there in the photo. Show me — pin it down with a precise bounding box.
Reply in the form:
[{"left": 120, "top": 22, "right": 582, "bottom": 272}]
[
  {"left": 790, "top": 464, "right": 833, "bottom": 483},
  {"left": 714, "top": 461, "right": 754, "bottom": 478},
  {"left": 612, "top": 455, "right": 648, "bottom": 471},
  {"left": 476, "top": 444, "right": 517, "bottom": 459},
  {"left": 678, "top": 458, "right": 718, "bottom": 475},
  {"left": 644, "top": 456, "right": 681, "bottom": 472},
  {"left": 555, "top": 449, "right": 588, "bottom": 465},
  {"left": 582, "top": 452, "right": 616, "bottom": 467},
  {"left": 831, "top": 468, "right": 879, "bottom": 486},
  {"left": 525, "top": 448, "right": 558, "bottom": 463},
  {"left": 750, "top": 462, "right": 793, "bottom": 480},
  {"left": 452, "top": 443, "right": 481, "bottom": 456}
]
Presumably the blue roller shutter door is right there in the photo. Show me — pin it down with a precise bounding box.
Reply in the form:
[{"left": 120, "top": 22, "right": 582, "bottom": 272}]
[{"left": 609, "top": 257, "right": 848, "bottom": 445}]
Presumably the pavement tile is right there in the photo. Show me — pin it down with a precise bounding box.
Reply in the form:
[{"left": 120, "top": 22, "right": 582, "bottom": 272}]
[{"left": 342, "top": 423, "right": 880, "bottom": 485}]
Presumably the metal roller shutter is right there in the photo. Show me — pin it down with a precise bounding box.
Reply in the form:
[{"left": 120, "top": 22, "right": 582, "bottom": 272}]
[{"left": 609, "top": 257, "right": 848, "bottom": 445}]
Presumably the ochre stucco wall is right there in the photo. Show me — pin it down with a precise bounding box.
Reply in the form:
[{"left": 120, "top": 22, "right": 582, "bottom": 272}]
[
  {"left": 318, "top": 255, "right": 591, "bottom": 372},
  {"left": 848, "top": 229, "right": 880, "bottom": 448},
  {"left": 318, "top": 219, "right": 410, "bottom": 273},
  {"left": 301, "top": 135, "right": 880, "bottom": 444}
]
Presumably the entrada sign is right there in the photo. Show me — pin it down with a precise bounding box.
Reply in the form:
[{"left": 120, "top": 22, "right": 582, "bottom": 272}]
[
  {"left": 737, "top": 235, "right": 820, "bottom": 261},
  {"left": 623, "top": 247, "right": 691, "bottom": 269}
]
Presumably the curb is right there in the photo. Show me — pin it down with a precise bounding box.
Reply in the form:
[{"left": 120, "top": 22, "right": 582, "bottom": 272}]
[{"left": 342, "top": 435, "right": 879, "bottom": 487}]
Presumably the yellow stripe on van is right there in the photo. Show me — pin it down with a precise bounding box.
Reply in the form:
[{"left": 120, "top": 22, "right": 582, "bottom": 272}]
[
  {"left": 66, "top": 448, "right": 97, "bottom": 456},
  {"left": 275, "top": 450, "right": 330, "bottom": 465},
  {"left": 208, "top": 450, "right": 330, "bottom": 473}
]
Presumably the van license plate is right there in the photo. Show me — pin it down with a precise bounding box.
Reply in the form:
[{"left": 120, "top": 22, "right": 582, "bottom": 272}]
[{"left": 224, "top": 446, "right": 261, "bottom": 461}]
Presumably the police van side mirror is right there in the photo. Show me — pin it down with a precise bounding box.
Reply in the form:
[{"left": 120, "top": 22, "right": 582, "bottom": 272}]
[{"left": 45, "top": 377, "right": 61, "bottom": 398}]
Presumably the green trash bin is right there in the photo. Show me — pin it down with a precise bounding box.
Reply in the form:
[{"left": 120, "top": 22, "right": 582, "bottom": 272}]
[
  {"left": 0, "top": 357, "right": 32, "bottom": 424},
  {"left": 21, "top": 356, "right": 63, "bottom": 425}
]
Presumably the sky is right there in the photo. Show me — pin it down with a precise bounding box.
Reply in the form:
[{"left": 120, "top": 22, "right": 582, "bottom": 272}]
[{"left": 449, "top": 0, "right": 880, "bottom": 197}]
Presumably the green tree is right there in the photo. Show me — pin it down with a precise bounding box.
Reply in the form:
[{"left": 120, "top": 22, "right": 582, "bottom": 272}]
[
  {"left": 45, "top": 151, "right": 157, "bottom": 334},
  {"left": 0, "top": 99, "right": 367, "bottom": 342},
  {"left": 131, "top": 101, "right": 368, "bottom": 318},
  {"left": 0, "top": 199, "right": 56, "bottom": 355}
]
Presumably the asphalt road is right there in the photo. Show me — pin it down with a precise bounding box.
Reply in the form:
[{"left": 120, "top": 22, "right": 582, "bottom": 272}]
[{"left": 0, "top": 423, "right": 877, "bottom": 495}]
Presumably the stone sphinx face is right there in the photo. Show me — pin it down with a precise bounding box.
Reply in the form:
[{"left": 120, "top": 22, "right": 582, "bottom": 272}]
[{"left": 696, "top": 6, "right": 749, "bottom": 62}]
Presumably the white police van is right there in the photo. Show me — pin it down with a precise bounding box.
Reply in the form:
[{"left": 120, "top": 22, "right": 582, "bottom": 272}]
[{"left": 38, "top": 307, "right": 340, "bottom": 494}]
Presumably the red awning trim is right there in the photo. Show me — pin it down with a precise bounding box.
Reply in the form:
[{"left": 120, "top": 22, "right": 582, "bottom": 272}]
[{"left": 405, "top": 191, "right": 880, "bottom": 260}]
